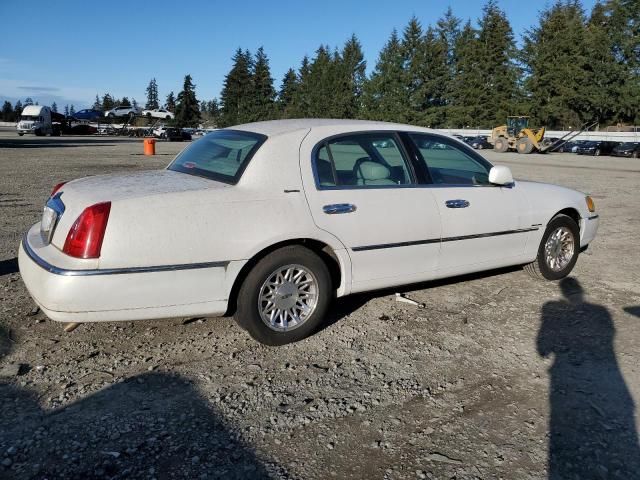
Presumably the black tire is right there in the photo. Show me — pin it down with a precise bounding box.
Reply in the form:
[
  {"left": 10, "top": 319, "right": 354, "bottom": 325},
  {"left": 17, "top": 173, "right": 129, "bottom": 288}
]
[
  {"left": 516, "top": 137, "right": 534, "bottom": 154},
  {"left": 235, "top": 246, "right": 332, "bottom": 346},
  {"left": 18, "top": 133, "right": 24, "bottom": 136},
  {"left": 525, "top": 214, "right": 580, "bottom": 281},
  {"left": 494, "top": 137, "right": 509, "bottom": 153},
  {"left": 166, "top": 115, "right": 171, "bottom": 120}
]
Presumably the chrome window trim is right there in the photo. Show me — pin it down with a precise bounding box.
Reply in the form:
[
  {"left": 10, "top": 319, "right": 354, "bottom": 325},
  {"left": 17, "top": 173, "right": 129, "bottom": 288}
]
[{"left": 22, "top": 235, "right": 229, "bottom": 277}]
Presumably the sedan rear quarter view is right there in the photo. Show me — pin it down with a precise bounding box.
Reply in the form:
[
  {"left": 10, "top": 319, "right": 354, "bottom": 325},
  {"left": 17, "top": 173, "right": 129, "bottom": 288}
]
[{"left": 19, "top": 119, "right": 600, "bottom": 345}]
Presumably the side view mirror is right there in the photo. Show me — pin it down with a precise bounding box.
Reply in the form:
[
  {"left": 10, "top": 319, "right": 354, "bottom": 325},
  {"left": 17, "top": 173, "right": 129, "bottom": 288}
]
[{"left": 489, "top": 165, "right": 514, "bottom": 186}]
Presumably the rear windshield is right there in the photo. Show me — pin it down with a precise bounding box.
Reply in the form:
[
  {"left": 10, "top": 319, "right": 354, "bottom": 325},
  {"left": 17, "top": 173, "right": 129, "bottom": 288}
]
[{"left": 168, "top": 129, "right": 267, "bottom": 184}]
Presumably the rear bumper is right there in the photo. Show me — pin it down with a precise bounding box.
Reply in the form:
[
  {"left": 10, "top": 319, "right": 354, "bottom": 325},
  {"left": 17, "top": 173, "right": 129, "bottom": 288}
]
[{"left": 19, "top": 225, "right": 241, "bottom": 323}]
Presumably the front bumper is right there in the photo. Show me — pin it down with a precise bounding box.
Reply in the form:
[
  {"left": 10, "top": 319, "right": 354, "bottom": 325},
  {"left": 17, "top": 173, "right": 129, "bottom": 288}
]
[
  {"left": 19, "top": 224, "right": 240, "bottom": 323},
  {"left": 580, "top": 214, "right": 599, "bottom": 248}
]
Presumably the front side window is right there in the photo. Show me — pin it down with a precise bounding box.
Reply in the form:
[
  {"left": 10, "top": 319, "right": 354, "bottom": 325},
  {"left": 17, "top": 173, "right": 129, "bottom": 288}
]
[
  {"left": 409, "top": 134, "right": 492, "bottom": 185},
  {"left": 314, "top": 133, "right": 413, "bottom": 188},
  {"left": 168, "top": 129, "right": 266, "bottom": 184}
]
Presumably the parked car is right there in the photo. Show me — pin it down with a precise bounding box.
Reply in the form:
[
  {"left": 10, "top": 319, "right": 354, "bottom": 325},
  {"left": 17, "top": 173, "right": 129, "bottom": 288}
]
[
  {"left": 18, "top": 119, "right": 599, "bottom": 346},
  {"left": 142, "top": 108, "right": 175, "bottom": 120},
  {"left": 466, "top": 136, "right": 493, "bottom": 150},
  {"left": 104, "top": 106, "right": 140, "bottom": 118},
  {"left": 153, "top": 126, "right": 168, "bottom": 138},
  {"left": 66, "top": 124, "right": 98, "bottom": 135},
  {"left": 576, "top": 140, "right": 619, "bottom": 156},
  {"left": 72, "top": 109, "right": 103, "bottom": 122},
  {"left": 162, "top": 127, "right": 189, "bottom": 141},
  {"left": 611, "top": 142, "right": 640, "bottom": 158}
]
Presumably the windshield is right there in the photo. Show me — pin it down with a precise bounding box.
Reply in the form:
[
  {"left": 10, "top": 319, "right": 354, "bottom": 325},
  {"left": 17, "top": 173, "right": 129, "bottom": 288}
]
[
  {"left": 20, "top": 115, "right": 39, "bottom": 121},
  {"left": 582, "top": 141, "right": 597, "bottom": 147},
  {"left": 168, "top": 129, "right": 266, "bottom": 184}
]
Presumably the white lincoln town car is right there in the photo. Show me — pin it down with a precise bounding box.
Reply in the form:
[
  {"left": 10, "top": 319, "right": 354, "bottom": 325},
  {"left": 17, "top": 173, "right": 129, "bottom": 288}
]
[{"left": 19, "top": 119, "right": 599, "bottom": 345}]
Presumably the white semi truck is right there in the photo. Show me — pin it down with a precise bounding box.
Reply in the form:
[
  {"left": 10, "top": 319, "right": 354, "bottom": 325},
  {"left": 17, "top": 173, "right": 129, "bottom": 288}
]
[{"left": 16, "top": 105, "right": 62, "bottom": 136}]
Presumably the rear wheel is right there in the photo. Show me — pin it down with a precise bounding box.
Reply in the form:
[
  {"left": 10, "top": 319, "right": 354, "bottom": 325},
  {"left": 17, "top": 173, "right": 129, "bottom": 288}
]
[
  {"left": 494, "top": 137, "right": 509, "bottom": 153},
  {"left": 235, "top": 246, "right": 332, "bottom": 346},
  {"left": 525, "top": 214, "right": 580, "bottom": 280},
  {"left": 516, "top": 137, "right": 534, "bottom": 154}
]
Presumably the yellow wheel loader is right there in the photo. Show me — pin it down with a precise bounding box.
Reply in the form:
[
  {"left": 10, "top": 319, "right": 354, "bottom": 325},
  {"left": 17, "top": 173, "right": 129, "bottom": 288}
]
[{"left": 490, "top": 116, "right": 546, "bottom": 154}]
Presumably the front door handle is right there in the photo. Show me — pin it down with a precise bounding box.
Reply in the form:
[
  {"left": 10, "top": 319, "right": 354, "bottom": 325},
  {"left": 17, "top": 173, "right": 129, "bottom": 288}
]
[
  {"left": 323, "top": 203, "right": 357, "bottom": 215},
  {"left": 445, "top": 199, "right": 470, "bottom": 208}
]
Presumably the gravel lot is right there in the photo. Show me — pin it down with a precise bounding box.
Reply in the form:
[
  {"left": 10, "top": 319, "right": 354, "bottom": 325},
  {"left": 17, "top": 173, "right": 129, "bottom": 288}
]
[{"left": 1, "top": 129, "right": 639, "bottom": 479}]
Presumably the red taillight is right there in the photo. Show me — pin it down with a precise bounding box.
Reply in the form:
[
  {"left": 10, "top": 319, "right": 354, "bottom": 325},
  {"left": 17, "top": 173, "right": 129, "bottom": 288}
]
[
  {"left": 51, "top": 182, "right": 67, "bottom": 197},
  {"left": 63, "top": 202, "right": 111, "bottom": 259}
]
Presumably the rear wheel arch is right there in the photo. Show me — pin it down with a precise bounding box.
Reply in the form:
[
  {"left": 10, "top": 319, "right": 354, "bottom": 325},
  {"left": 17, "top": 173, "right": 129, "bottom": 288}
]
[{"left": 225, "top": 238, "right": 343, "bottom": 316}]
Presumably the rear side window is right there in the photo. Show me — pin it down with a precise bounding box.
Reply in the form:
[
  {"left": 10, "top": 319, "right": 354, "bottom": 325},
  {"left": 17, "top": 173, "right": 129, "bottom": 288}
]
[
  {"left": 314, "top": 133, "right": 413, "bottom": 188},
  {"left": 409, "top": 134, "right": 492, "bottom": 186},
  {"left": 169, "top": 129, "right": 266, "bottom": 184}
]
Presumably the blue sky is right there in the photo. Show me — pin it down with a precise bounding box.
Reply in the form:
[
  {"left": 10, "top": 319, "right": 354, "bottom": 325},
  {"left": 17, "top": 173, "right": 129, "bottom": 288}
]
[{"left": 0, "top": 0, "right": 597, "bottom": 109}]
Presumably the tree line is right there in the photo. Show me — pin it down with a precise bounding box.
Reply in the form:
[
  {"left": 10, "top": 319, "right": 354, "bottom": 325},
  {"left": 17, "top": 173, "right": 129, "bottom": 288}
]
[{"left": 216, "top": 0, "right": 638, "bottom": 129}]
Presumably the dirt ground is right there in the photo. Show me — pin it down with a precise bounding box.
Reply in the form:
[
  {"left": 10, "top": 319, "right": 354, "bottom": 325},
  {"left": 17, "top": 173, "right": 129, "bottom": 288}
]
[{"left": 0, "top": 129, "right": 639, "bottom": 480}]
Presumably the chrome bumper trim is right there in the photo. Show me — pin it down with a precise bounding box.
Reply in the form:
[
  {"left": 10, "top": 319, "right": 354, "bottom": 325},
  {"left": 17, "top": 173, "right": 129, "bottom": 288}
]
[{"left": 22, "top": 235, "right": 229, "bottom": 276}]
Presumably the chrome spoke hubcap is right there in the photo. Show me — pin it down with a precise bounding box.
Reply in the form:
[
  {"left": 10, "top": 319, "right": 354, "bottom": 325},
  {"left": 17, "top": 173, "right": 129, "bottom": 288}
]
[
  {"left": 544, "top": 226, "right": 575, "bottom": 271},
  {"left": 258, "top": 264, "right": 318, "bottom": 332}
]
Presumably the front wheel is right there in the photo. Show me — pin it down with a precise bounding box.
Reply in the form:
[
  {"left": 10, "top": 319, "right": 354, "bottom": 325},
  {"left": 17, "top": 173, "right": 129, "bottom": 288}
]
[
  {"left": 525, "top": 214, "right": 580, "bottom": 280},
  {"left": 235, "top": 246, "right": 332, "bottom": 346}
]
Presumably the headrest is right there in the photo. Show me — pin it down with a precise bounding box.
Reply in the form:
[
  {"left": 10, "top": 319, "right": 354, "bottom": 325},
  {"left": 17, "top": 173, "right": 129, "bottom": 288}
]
[{"left": 357, "top": 161, "right": 391, "bottom": 181}]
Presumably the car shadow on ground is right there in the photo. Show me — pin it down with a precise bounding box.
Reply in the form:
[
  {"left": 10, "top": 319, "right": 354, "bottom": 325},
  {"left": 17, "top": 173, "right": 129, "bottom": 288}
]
[
  {"left": 0, "top": 326, "right": 281, "bottom": 479},
  {"left": 0, "top": 257, "right": 18, "bottom": 277},
  {"left": 537, "top": 278, "right": 640, "bottom": 479},
  {"left": 320, "top": 265, "right": 522, "bottom": 332}
]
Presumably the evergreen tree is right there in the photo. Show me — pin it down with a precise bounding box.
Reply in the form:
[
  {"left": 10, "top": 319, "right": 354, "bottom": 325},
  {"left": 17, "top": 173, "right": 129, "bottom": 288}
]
[
  {"left": 219, "top": 48, "right": 254, "bottom": 127},
  {"left": 436, "top": 7, "right": 462, "bottom": 124},
  {"left": 278, "top": 68, "right": 298, "bottom": 118},
  {"left": 448, "top": 21, "right": 482, "bottom": 127},
  {"left": 24, "top": 97, "right": 34, "bottom": 106},
  {"left": 339, "top": 34, "right": 366, "bottom": 118},
  {"left": 92, "top": 94, "right": 101, "bottom": 110},
  {"left": 289, "top": 56, "right": 312, "bottom": 117},
  {"left": 1, "top": 101, "right": 13, "bottom": 122},
  {"left": 401, "top": 16, "right": 426, "bottom": 123},
  {"left": 14, "top": 100, "right": 23, "bottom": 118},
  {"left": 64, "top": 105, "right": 69, "bottom": 116},
  {"left": 475, "top": 0, "right": 520, "bottom": 127},
  {"left": 165, "top": 91, "right": 176, "bottom": 112},
  {"left": 522, "top": 1, "right": 590, "bottom": 128},
  {"left": 132, "top": 98, "right": 138, "bottom": 110},
  {"left": 120, "top": 97, "right": 131, "bottom": 107},
  {"left": 362, "top": 30, "right": 408, "bottom": 122},
  {"left": 102, "top": 93, "right": 115, "bottom": 111},
  {"left": 69, "top": 105, "right": 75, "bottom": 116},
  {"left": 418, "top": 27, "right": 449, "bottom": 127},
  {"left": 305, "top": 45, "right": 342, "bottom": 118},
  {"left": 51, "top": 102, "right": 58, "bottom": 113},
  {"left": 145, "top": 78, "right": 159, "bottom": 110},
  {"left": 174, "top": 74, "right": 200, "bottom": 127},
  {"left": 249, "top": 46, "right": 276, "bottom": 121}
]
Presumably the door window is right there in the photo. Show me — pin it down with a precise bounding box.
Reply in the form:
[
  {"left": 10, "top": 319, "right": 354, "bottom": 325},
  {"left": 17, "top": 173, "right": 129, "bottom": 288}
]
[
  {"left": 314, "top": 133, "right": 413, "bottom": 188},
  {"left": 409, "top": 134, "right": 492, "bottom": 186}
]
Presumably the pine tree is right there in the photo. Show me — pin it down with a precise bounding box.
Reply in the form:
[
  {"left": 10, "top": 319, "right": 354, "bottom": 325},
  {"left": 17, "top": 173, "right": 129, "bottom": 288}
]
[
  {"left": 522, "top": 1, "right": 590, "bottom": 128},
  {"left": 92, "top": 94, "right": 101, "bottom": 110},
  {"left": 64, "top": 105, "right": 69, "bottom": 116},
  {"left": 290, "top": 56, "right": 312, "bottom": 117},
  {"left": 174, "top": 74, "right": 200, "bottom": 127},
  {"left": 418, "top": 27, "right": 449, "bottom": 126},
  {"left": 1, "top": 101, "right": 13, "bottom": 122},
  {"left": 401, "top": 16, "right": 426, "bottom": 123},
  {"left": 305, "top": 45, "right": 342, "bottom": 118},
  {"left": 448, "top": 21, "right": 483, "bottom": 127},
  {"left": 120, "top": 97, "right": 131, "bottom": 107},
  {"left": 219, "top": 48, "right": 254, "bottom": 127},
  {"left": 362, "top": 30, "right": 408, "bottom": 122},
  {"left": 24, "top": 97, "right": 34, "bottom": 106},
  {"left": 278, "top": 68, "right": 298, "bottom": 118},
  {"left": 102, "top": 94, "right": 115, "bottom": 111},
  {"left": 14, "top": 100, "right": 23, "bottom": 118},
  {"left": 165, "top": 91, "right": 176, "bottom": 112},
  {"left": 145, "top": 78, "right": 159, "bottom": 110},
  {"left": 339, "top": 34, "right": 366, "bottom": 118},
  {"left": 436, "top": 7, "right": 462, "bottom": 124},
  {"left": 132, "top": 98, "right": 138, "bottom": 110},
  {"left": 69, "top": 105, "right": 75, "bottom": 116},
  {"left": 51, "top": 102, "right": 58, "bottom": 113},
  {"left": 250, "top": 47, "right": 276, "bottom": 121}
]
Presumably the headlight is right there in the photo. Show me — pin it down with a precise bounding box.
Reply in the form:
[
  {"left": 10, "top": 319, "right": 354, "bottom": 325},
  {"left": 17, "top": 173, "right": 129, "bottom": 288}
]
[{"left": 586, "top": 196, "right": 596, "bottom": 212}]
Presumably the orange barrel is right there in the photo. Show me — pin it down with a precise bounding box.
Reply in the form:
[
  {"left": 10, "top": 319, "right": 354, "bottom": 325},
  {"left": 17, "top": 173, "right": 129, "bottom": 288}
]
[{"left": 143, "top": 138, "right": 156, "bottom": 156}]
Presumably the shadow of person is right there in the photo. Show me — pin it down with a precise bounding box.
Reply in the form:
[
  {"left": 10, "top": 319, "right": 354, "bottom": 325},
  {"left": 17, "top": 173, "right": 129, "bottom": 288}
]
[
  {"left": 0, "top": 326, "right": 278, "bottom": 479},
  {"left": 537, "top": 278, "right": 640, "bottom": 479}
]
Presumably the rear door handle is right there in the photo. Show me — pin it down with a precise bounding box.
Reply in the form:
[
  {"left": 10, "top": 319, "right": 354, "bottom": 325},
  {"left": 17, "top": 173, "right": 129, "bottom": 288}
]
[
  {"left": 445, "top": 199, "right": 470, "bottom": 208},
  {"left": 323, "top": 203, "right": 357, "bottom": 214}
]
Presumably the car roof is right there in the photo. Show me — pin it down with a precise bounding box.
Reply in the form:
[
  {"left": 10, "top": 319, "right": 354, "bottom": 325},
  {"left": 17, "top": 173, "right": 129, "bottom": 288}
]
[{"left": 230, "top": 118, "right": 439, "bottom": 137}]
